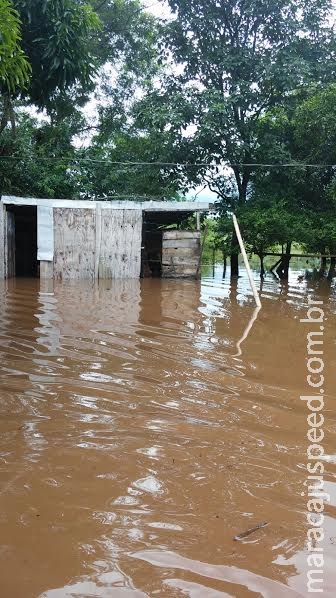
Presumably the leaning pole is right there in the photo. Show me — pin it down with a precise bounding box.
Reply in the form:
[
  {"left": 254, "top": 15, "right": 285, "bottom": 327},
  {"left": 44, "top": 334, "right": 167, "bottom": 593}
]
[{"left": 232, "top": 214, "right": 262, "bottom": 309}]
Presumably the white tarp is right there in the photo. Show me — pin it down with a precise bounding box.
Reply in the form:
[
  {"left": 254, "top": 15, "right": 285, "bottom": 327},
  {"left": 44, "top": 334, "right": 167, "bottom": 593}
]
[{"left": 37, "top": 206, "right": 54, "bottom": 261}]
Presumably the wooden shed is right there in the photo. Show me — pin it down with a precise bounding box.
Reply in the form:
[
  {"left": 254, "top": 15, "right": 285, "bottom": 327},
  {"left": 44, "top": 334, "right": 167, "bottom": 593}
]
[{"left": 0, "top": 196, "right": 210, "bottom": 280}]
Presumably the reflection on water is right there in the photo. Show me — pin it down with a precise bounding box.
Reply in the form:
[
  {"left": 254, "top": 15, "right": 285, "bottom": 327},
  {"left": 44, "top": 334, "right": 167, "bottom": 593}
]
[{"left": 0, "top": 267, "right": 335, "bottom": 597}]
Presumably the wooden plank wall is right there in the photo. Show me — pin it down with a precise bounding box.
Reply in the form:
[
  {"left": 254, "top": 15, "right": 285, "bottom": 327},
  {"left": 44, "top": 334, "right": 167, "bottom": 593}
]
[
  {"left": 98, "top": 209, "right": 142, "bottom": 279},
  {"left": 53, "top": 207, "right": 142, "bottom": 279},
  {"left": 53, "top": 208, "right": 96, "bottom": 280},
  {"left": 162, "top": 230, "right": 201, "bottom": 278}
]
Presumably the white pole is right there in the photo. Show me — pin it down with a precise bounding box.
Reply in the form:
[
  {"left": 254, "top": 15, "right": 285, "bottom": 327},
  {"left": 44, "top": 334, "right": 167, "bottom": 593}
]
[
  {"left": 232, "top": 214, "right": 261, "bottom": 308},
  {"left": 234, "top": 304, "right": 261, "bottom": 356}
]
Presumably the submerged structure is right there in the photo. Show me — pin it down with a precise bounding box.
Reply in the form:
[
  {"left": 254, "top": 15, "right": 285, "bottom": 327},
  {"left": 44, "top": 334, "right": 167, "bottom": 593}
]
[{"left": 0, "top": 196, "right": 210, "bottom": 280}]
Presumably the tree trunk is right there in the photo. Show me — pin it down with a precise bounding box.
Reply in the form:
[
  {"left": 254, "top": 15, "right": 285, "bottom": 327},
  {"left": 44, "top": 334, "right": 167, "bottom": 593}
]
[
  {"left": 319, "top": 255, "right": 327, "bottom": 276},
  {"left": 327, "top": 256, "right": 336, "bottom": 280},
  {"left": 230, "top": 227, "right": 239, "bottom": 277},
  {"left": 283, "top": 242, "right": 291, "bottom": 279},
  {"left": 276, "top": 242, "right": 291, "bottom": 280},
  {"left": 222, "top": 251, "right": 227, "bottom": 279},
  {"left": 259, "top": 254, "right": 265, "bottom": 279},
  {"left": 0, "top": 93, "right": 16, "bottom": 137}
]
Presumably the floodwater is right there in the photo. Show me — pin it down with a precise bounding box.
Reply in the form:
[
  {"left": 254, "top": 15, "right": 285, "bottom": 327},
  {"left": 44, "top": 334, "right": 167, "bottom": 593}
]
[{"left": 0, "top": 268, "right": 335, "bottom": 598}]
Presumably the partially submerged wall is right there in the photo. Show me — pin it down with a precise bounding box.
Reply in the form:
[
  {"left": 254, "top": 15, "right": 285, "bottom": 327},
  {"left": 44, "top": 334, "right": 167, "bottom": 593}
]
[
  {"left": 98, "top": 208, "right": 142, "bottom": 279},
  {"left": 53, "top": 208, "right": 96, "bottom": 280},
  {"left": 162, "top": 230, "right": 201, "bottom": 278},
  {"left": 53, "top": 207, "right": 142, "bottom": 280}
]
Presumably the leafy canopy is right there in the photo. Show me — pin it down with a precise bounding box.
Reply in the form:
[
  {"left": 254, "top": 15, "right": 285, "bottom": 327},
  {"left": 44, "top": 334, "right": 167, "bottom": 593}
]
[
  {"left": 13, "top": 0, "right": 101, "bottom": 109},
  {"left": 149, "top": 0, "right": 335, "bottom": 204},
  {"left": 0, "top": 0, "right": 31, "bottom": 92}
]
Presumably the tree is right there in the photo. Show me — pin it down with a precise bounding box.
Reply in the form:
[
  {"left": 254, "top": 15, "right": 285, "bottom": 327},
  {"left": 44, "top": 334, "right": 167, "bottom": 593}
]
[
  {"left": 293, "top": 84, "right": 336, "bottom": 166},
  {"left": 0, "top": 112, "right": 83, "bottom": 197},
  {"left": 0, "top": 0, "right": 31, "bottom": 136},
  {"left": 0, "top": 0, "right": 30, "bottom": 93},
  {"left": 144, "top": 0, "right": 335, "bottom": 274},
  {"left": 241, "top": 84, "right": 336, "bottom": 279},
  {"left": 0, "top": 0, "right": 165, "bottom": 200},
  {"left": 72, "top": 0, "right": 178, "bottom": 200},
  {"left": 282, "top": 85, "right": 336, "bottom": 279},
  {"left": 76, "top": 112, "right": 184, "bottom": 199},
  {"left": 13, "top": 0, "right": 101, "bottom": 110},
  {"left": 235, "top": 199, "right": 302, "bottom": 278},
  {"left": 0, "top": 0, "right": 101, "bottom": 140}
]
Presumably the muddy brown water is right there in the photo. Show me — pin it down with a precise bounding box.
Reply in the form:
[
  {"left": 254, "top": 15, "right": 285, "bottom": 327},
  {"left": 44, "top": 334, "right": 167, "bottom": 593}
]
[{"left": 0, "top": 269, "right": 335, "bottom": 597}]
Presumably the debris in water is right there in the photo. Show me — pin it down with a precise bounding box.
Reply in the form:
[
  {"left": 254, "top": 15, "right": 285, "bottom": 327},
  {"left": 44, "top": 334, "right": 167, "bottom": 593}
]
[{"left": 234, "top": 521, "right": 269, "bottom": 541}]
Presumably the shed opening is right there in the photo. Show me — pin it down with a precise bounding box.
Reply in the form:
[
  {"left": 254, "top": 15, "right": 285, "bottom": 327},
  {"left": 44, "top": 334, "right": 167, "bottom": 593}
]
[
  {"left": 6, "top": 205, "right": 38, "bottom": 277},
  {"left": 141, "top": 214, "right": 163, "bottom": 277},
  {"left": 141, "top": 210, "right": 201, "bottom": 279}
]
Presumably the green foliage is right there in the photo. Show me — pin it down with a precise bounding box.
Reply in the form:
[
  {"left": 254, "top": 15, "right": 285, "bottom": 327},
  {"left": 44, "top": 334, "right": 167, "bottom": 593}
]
[
  {"left": 0, "top": 0, "right": 31, "bottom": 92},
  {"left": 0, "top": 0, "right": 169, "bottom": 200},
  {"left": 156, "top": 0, "right": 335, "bottom": 204},
  {"left": 75, "top": 132, "right": 183, "bottom": 200},
  {"left": 0, "top": 112, "right": 81, "bottom": 197},
  {"left": 13, "top": 0, "right": 101, "bottom": 109},
  {"left": 201, "top": 217, "right": 230, "bottom": 263},
  {"left": 246, "top": 84, "right": 336, "bottom": 255},
  {"left": 91, "top": 0, "right": 159, "bottom": 77},
  {"left": 237, "top": 199, "right": 301, "bottom": 255},
  {"left": 293, "top": 84, "right": 336, "bottom": 165}
]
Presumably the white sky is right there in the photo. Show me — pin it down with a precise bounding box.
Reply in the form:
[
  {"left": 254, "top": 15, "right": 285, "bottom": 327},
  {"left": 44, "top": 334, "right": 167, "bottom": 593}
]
[{"left": 145, "top": 0, "right": 172, "bottom": 20}]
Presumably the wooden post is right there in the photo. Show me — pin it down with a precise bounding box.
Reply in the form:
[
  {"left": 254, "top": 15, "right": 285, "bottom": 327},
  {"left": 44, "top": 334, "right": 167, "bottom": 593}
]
[
  {"left": 37, "top": 206, "right": 54, "bottom": 280},
  {"left": 5, "top": 210, "right": 15, "bottom": 278},
  {"left": 39, "top": 275, "right": 54, "bottom": 295},
  {"left": 95, "top": 203, "right": 102, "bottom": 279},
  {"left": 196, "top": 225, "right": 208, "bottom": 279},
  {"left": 40, "top": 261, "right": 53, "bottom": 279},
  {"left": 0, "top": 202, "right": 4, "bottom": 280},
  {"left": 232, "top": 214, "right": 261, "bottom": 308},
  {"left": 196, "top": 211, "right": 201, "bottom": 231}
]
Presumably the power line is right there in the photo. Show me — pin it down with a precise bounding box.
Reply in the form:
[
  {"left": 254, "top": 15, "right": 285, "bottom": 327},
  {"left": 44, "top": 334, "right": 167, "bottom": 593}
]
[{"left": 0, "top": 155, "right": 335, "bottom": 168}]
